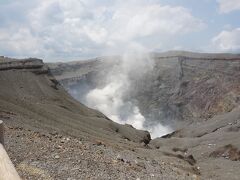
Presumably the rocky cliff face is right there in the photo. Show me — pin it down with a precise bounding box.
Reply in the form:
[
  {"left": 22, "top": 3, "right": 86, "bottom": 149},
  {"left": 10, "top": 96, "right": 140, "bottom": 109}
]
[{"left": 130, "top": 55, "right": 240, "bottom": 127}]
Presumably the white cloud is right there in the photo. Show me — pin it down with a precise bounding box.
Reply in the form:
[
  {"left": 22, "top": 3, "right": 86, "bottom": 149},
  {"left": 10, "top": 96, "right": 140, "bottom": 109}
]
[
  {"left": 217, "top": 0, "right": 240, "bottom": 13},
  {"left": 212, "top": 28, "right": 240, "bottom": 51},
  {"left": 0, "top": 27, "right": 43, "bottom": 57},
  {"left": 0, "top": 0, "right": 205, "bottom": 60},
  {"left": 109, "top": 4, "right": 205, "bottom": 42}
]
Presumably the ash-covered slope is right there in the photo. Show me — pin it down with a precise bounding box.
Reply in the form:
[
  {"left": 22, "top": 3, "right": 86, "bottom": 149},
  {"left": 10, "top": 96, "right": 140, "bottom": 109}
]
[{"left": 0, "top": 57, "right": 150, "bottom": 144}]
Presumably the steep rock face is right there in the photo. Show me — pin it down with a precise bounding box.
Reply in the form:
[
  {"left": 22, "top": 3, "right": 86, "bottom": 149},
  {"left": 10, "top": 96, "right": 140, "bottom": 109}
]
[
  {"left": 0, "top": 57, "right": 150, "bottom": 144},
  {"left": 130, "top": 55, "right": 240, "bottom": 127},
  {"left": 173, "top": 57, "right": 240, "bottom": 119},
  {"left": 48, "top": 51, "right": 240, "bottom": 129}
]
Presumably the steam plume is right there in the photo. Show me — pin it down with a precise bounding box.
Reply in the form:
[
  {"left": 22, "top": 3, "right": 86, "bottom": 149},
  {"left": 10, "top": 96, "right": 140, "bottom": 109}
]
[{"left": 85, "top": 52, "right": 172, "bottom": 138}]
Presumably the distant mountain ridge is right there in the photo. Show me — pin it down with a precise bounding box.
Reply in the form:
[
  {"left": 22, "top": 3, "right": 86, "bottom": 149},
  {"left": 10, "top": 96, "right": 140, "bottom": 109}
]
[{"left": 152, "top": 50, "right": 240, "bottom": 59}]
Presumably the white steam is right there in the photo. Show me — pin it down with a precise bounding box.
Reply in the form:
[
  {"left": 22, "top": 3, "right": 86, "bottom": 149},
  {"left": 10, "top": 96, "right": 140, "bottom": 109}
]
[{"left": 85, "top": 52, "right": 172, "bottom": 138}]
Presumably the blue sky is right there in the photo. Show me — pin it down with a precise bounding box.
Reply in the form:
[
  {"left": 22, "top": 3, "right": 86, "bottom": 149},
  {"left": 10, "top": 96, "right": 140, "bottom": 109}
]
[{"left": 0, "top": 0, "right": 240, "bottom": 61}]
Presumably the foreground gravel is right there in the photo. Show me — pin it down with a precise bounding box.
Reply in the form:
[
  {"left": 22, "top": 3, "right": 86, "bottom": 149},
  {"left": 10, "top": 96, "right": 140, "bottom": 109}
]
[{"left": 4, "top": 124, "right": 199, "bottom": 180}]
